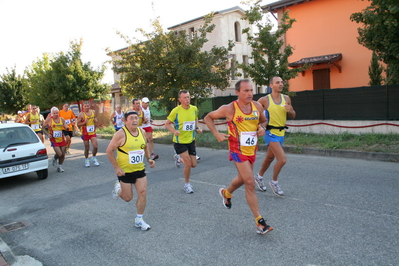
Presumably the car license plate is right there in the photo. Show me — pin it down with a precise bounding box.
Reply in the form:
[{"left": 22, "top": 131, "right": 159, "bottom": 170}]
[{"left": 2, "top": 164, "right": 29, "bottom": 174}]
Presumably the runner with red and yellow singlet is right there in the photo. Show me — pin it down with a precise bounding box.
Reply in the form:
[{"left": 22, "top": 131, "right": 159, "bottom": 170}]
[
  {"left": 204, "top": 79, "right": 273, "bottom": 235},
  {"left": 77, "top": 101, "right": 99, "bottom": 167},
  {"left": 25, "top": 105, "right": 44, "bottom": 143},
  {"left": 42, "top": 107, "right": 68, "bottom": 173},
  {"left": 59, "top": 103, "right": 78, "bottom": 154}
]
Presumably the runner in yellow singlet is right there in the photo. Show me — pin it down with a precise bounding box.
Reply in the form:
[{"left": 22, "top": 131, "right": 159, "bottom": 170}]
[
  {"left": 255, "top": 76, "right": 296, "bottom": 196},
  {"left": 77, "top": 101, "right": 99, "bottom": 167},
  {"left": 204, "top": 79, "right": 273, "bottom": 235},
  {"left": 132, "top": 98, "right": 144, "bottom": 127},
  {"left": 42, "top": 107, "right": 68, "bottom": 173},
  {"left": 25, "top": 105, "right": 44, "bottom": 143},
  {"left": 15, "top": 111, "right": 25, "bottom": 123},
  {"left": 106, "top": 110, "right": 155, "bottom": 231},
  {"left": 165, "top": 90, "right": 203, "bottom": 194}
]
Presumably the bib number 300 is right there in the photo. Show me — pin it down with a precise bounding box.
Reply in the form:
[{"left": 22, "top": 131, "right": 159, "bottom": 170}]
[
  {"left": 240, "top": 131, "right": 257, "bottom": 146},
  {"left": 129, "top": 150, "right": 144, "bottom": 164}
]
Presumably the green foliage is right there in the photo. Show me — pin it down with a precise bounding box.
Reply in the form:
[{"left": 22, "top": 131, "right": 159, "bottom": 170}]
[
  {"left": 0, "top": 68, "right": 28, "bottom": 114},
  {"left": 240, "top": 0, "right": 307, "bottom": 93},
  {"left": 25, "top": 39, "right": 108, "bottom": 110},
  {"left": 368, "top": 52, "right": 384, "bottom": 86},
  {"left": 385, "top": 63, "right": 399, "bottom": 85},
  {"left": 351, "top": 0, "right": 399, "bottom": 84},
  {"left": 111, "top": 15, "right": 233, "bottom": 110}
]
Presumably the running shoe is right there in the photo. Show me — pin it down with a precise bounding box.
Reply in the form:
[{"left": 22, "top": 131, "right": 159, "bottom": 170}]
[
  {"left": 52, "top": 156, "right": 57, "bottom": 168},
  {"left": 92, "top": 157, "right": 100, "bottom": 166},
  {"left": 196, "top": 155, "right": 201, "bottom": 161},
  {"left": 183, "top": 184, "right": 194, "bottom": 194},
  {"left": 256, "top": 218, "right": 273, "bottom": 235},
  {"left": 269, "top": 181, "right": 284, "bottom": 196},
  {"left": 151, "top": 153, "right": 159, "bottom": 160},
  {"left": 57, "top": 166, "right": 65, "bottom": 173},
  {"left": 135, "top": 218, "right": 151, "bottom": 231},
  {"left": 66, "top": 149, "right": 71, "bottom": 155},
  {"left": 219, "top": 188, "right": 232, "bottom": 209},
  {"left": 112, "top": 181, "right": 121, "bottom": 200},
  {"left": 174, "top": 154, "right": 181, "bottom": 168},
  {"left": 254, "top": 174, "right": 267, "bottom": 191},
  {"left": 85, "top": 159, "right": 90, "bottom": 167}
]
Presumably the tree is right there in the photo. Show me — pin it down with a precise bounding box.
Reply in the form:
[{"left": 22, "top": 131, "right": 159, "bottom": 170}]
[
  {"left": 26, "top": 39, "right": 108, "bottom": 110},
  {"left": 368, "top": 52, "right": 384, "bottom": 86},
  {"left": 111, "top": 15, "right": 233, "bottom": 109},
  {"left": 240, "top": 0, "right": 307, "bottom": 93},
  {"left": 0, "top": 68, "right": 28, "bottom": 114},
  {"left": 351, "top": 0, "right": 399, "bottom": 84}
]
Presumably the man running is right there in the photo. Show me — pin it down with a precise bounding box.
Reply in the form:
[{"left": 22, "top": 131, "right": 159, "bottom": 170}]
[
  {"left": 141, "top": 97, "right": 158, "bottom": 160},
  {"left": 77, "top": 101, "right": 99, "bottom": 167},
  {"left": 25, "top": 105, "right": 44, "bottom": 143},
  {"left": 42, "top": 107, "right": 68, "bottom": 173},
  {"left": 110, "top": 104, "right": 124, "bottom": 131},
  {"left": 204, "top": 79, "right": 273, "bottom": 235},
  {"left": 1, "top": 113, "right": 9, "bottom": 123},
  {"left": 132, "top": 99, "right": 144, "bottom": 127},
  {"left": 165, "top": 90, "right": 202, "bottom": 194},
  {"left": 59, "top": 103, "right": 78, "bottom": 154},
  {"left": 106, "top": 110, "right": 155, "bottom": 231},
  {"left": 15, "top": 111, "right": 25, "bottom": 123},
  {"left": 254, "top": 76, "right": 296, "bottom": 196}
]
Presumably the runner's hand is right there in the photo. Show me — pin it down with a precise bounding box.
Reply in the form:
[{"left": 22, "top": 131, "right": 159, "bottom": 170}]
[
  {"left": 216, "top": 132, "right": 229, "bottom": 142},
  {"left": 148, "top": 159, "right": 155, "bottom": 168}
]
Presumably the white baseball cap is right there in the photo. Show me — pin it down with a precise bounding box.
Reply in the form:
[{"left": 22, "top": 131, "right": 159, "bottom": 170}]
[{"left": 142, "top": 97, "right": 150, "bottom": 103}]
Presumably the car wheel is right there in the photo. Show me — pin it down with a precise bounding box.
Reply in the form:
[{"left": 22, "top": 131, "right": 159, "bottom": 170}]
[{"left": 36, "top": 169, "right": 48, "bottom": 179}]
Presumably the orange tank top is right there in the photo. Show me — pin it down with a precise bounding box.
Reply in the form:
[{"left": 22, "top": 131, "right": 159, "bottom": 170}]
[{"left": 228, "top": 101, "right": 260, "bottom": 156}]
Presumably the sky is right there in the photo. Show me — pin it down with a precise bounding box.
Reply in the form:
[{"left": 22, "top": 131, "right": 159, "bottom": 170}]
[{"left": 0, "top": 0, "right": 275, "bottom": 85}]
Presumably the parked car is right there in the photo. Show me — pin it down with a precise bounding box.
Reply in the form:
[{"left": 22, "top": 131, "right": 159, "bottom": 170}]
[{"left": 0, "top": 123, "right": 48, "bottom": 179}]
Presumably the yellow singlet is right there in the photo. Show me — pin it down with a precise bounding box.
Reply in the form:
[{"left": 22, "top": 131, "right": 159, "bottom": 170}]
[
  {"left": 267, "top": 94, "right": 287, "bottom": 137},
  {"left": 29, "top": 113, "right": 41, "bottom": 132},
  {"left": 116, "top": 127, "right": 146, "bottom": 173}
]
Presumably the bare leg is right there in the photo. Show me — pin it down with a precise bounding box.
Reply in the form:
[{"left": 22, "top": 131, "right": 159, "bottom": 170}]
[{"left": 134, "top": 177, "right": 148, "bottom": 214}]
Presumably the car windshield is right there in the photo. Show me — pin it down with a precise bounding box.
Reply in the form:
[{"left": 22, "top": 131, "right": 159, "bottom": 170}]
[{"left": 0, "top": 127, "right": 39, "bottom": 149}]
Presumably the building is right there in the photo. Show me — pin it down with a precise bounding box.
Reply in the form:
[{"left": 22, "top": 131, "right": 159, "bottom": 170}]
[
  {"left": 108, "top": 6, "right": 263, "bottom": 106},
  {"left": 266, "top": 0, "right": 371, "bottom": 91}
]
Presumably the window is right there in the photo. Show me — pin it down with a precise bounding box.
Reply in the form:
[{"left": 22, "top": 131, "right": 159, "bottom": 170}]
[
  {"left": 231, "top": 54, "right": 237, "bottom": 80},
  {"left": 242, "top": 55, "right": 248, "bottom": 78},
  {"left": 188, "top": 27, "right": 194, "bottom": 39},
  {"left": 234, "top": 22, "right": 241, "bottom": 42},
  {"left": 313, "top": 69, "right": 331, "bottom": 90}
]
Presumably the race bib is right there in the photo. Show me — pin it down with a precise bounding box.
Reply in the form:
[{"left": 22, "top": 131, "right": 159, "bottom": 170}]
[
  {"left": 53, "top": 130, "right": 62, "bottom": 138},
  {"left": 65, "top": 119, "right": 71, "bottom": 125},
  {"left": 240, "top": 131, "right": 258, "bottom": 146},
  {"left": 32, "top": 124, "right": 40, "bottom": 130},
  {"left": 129, "top": 150, "right": 144, "bottom": 164},
  {"left": 117, "top": 121, "right": 124, "bottom": 127},
  {"left": 183, "top": 121, "right": 195, "bottom": 131},
  {"left": 86, "top": 125, "right": 95, "bottom": 133}
]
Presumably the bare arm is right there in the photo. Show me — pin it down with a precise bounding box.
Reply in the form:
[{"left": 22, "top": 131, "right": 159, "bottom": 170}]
[
  {"left": 253, "top": 101, "right": 267, "bottom": 137},
  {"left": 204, "top": 105, "right": 231, "bottom": 142},
  {"left": 165, "top": 119, "right": 180, "bottom": 136},
  {"left": 284, "top": 95, "right": 296, "bottom": 119},
  {"left": 106, "top": 130, "right": 126, "bottom": 177},
  {"left": 140, "top": 128, "right": 155, "bottom": 168}
]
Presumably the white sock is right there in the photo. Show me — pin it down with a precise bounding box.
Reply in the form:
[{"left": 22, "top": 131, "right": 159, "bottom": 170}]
[
  {"left": 137, "top": 214, "right": 143, "bottom": 219},
  {"left": 271, "top": 180, "right": 278, "bottom": 185}
]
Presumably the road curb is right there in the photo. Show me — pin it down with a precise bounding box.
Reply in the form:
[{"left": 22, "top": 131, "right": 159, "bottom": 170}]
[
  {"left": 0, "top": 237, "right": 42, "bottom": 266},
  {"left": 258, "top": 145, "right": 399, "bottom": 162}
]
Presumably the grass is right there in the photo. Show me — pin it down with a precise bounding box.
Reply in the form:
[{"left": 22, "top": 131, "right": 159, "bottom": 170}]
[{"left": 96, "top": 126, "right": 399, "bottom": 154}]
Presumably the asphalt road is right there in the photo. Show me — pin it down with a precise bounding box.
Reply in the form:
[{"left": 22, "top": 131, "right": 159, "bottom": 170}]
[{"left": 0, "top": 137, "right": 398, "bottom": 266}]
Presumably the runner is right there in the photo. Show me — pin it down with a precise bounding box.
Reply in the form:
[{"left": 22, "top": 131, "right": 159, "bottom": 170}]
[
  {"left": 77, "top": 101, "right": 99, "bottom": 167},
  {"left": 25, "top": 105, "right": 44, "bottom": 143},
  {"left": 59, "top": 103, "right": 78, "bottom": 154},
  {"left": 204, "top": 79, "right": 273, "bottom": 235},
  {"left": 106, "top": 110, "right": 155, "bottom": 231},
  {"left": 42, "top": 107, "right": 68, "bottom": 173},
  {"left": 132, "top": 99, "right": 144, "bottom": 127},
  {"left": 110, "top": 104, "right": 124, "bottom": 131},
  {"left": 14, "top": 111, "right": 25, "bottom": 123},
  {"left": 141, "top": 97, "right": 158, "bottom": 160},
  {"left": 1, "top": 113, "right": 9, "bottom": 123},
  {"left": 165, "top": 90, "right": 202, "bottom": 194},
  {"left": 255, "top": 76, "right": 296, "bottom": 196}
]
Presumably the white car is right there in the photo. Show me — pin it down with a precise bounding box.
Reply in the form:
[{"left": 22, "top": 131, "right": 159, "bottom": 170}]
[{"left": 0, "top": 123, "right": 48, "bottom": 179}]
